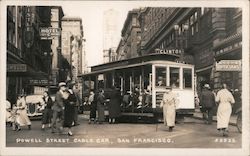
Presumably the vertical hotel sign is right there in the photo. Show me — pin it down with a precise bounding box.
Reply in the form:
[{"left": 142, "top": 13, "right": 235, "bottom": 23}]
[{"left": 24, "top": 6, "right": 34, "bottom": 48}]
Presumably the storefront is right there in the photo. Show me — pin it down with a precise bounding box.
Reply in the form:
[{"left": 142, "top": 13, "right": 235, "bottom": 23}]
[
  {"left": 213, "top": 32, "right": 242, "bottom": 113},
  {"left": 7, "top": 63, "right": 48, "bottom": 104},
  {"left": 213, "top": 32, "right": 242, "bottom": 91}
]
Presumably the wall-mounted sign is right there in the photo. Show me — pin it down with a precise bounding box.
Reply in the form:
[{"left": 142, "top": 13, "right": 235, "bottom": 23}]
[
  {"left": 154, "top": 49, "right": 183, "bottom": 55},
  {"left": 7, "top": 64, "right": 27, "bottom": 72},
  {"left": 24, "top": 6, "right": 34, "bottom": 48},
  {"left": 98, "top": 74, "right": 104, "bottom": 81},
  {"left": 39, "top": 27, "right": 61, "bottom": 40},
  {"left": 216, "top": 60, "right": 242, "bottom": 71},
  {"left": 29, "top": 79, "right": 53, "bottom": 85}
]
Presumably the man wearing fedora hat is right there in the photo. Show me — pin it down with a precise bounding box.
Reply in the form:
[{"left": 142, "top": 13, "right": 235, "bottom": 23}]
[
  {"left": 200, "top": 84, "right": 216, "bottom": 124},
  {"left": 51, "top": 82, "right": 67, "bottom": 133}
]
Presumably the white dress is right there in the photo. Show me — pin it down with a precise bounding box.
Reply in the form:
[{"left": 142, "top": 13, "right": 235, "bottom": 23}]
[
  {"left": 161, "top": 92, "right": 177, "bottom": 127},
  {"left": 216, "top": 89, "right": 235, "bottom": 129},
  {"left": 6, "top": 100, "right": 12, "bottom": 122},
  {"left": 16, "top": 97, "right": 31, "bottom": 126}
]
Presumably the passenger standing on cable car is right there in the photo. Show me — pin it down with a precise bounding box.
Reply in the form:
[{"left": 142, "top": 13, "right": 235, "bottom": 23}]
[
  {"left": 160, "top": 86, "right": 178, "bottom": 132},
  {"left": 108, "top": 86, "right": 121, "bottom": 124},
  {"left": 97, "top": 89, "right": 106, "bottom": 124}
]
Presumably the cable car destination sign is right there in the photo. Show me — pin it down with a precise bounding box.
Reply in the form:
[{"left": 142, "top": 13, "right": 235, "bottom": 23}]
[
  {"left": 39, "top": 27, "right": 61, "bottom": 40},
  {"left": 216, "top": 60, "right": 242, "bottom": 71},
  {"left": 154, "top": 48, "right": 183, "bottom": 56}
]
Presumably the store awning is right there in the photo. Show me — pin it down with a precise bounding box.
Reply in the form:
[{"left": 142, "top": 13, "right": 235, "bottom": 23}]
[{"left": 7, "top": 63, "right": 48, "bottom": 79}]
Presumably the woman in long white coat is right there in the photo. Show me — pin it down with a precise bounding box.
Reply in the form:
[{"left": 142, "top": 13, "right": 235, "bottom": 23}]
[
  {"left": 160, "top": 86, "right": 177, "bottom": 132},
  {"left": 16, "top": 95, "right": 31, "bottom": 131},
  {"left": 216, "top": 83, "right": 235, "bottom": 137}
]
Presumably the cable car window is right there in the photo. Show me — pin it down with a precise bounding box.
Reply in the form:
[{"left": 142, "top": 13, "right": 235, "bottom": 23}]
[
  {"left": 183, "top": 68, "right": 192, "bottom": 89},
  {"left": 170, "top": 67, "right": 180, "bottom": 88},
  {"left": 106, "top": 72, "right": 112, "bottom": 89},
  {"left": 155, "top": 67, "right": 166, "bottom": 87}
]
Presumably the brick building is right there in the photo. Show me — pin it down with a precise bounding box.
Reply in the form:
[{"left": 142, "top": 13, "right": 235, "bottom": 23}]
[
  {"left": 118, "top": 9, "right": 141, "bottom": 60},
  {"left": 61, "top": 17, "right": 84, "bottom": 82},
  {"left": 116, "top": 7, "right": 242, "bottom": 95},
  {"left": 7, "top": 6, "right": 52, "bottom": 103}
]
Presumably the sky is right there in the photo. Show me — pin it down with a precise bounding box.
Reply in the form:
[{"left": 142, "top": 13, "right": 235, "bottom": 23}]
[
  {"left": 60, "top": 0, "right": 244, "bottom": 67},
  {"left": 62, "top": 2, "right": 145, "bottom": 67}
]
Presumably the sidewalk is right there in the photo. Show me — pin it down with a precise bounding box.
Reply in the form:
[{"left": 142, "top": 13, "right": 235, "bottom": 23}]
[{"left": 192, "top": 109, "right": 237, "bottom": 126}]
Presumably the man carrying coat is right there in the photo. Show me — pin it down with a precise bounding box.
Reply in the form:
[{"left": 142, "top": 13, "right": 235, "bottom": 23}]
[
  {"left": 200, "top": 84, "right": 216, "bottom": 124},
  {"left": 51, "top": 82, "right": 67, "bottom": 133}
]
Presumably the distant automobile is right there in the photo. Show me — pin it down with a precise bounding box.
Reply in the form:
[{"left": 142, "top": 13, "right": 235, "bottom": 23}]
[{"left": 26, "top": 95, "right": 45, "bottom": 118}]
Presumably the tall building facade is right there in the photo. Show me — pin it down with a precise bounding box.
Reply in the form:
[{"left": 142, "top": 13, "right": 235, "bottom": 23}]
[
  {"left": 103, "top": 9, "right": 120, "bottom": 63},
  {"left": 116, "top": 7, "right": 242, "bottom": 95},
  {"left": 120, "top": 9, "right": 141, "bottom": 59},
  {"left": 61, "top": 17, "right": 84, "bottom": 82},
  {"left": 50, "top": 6, "right": 68, "bottom": 84},
  {"left": 7, "top": 6, "right": 51, "bottom": 103}
]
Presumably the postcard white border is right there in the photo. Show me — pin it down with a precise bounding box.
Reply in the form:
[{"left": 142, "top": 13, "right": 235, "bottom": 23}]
[{"left": 0, "top": 0, "right": 249, "bottom": 156}]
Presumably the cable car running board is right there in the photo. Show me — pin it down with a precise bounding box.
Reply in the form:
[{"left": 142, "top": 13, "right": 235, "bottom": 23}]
[{"left": 121, "top": 112, "right": 154, "bottom": 117}]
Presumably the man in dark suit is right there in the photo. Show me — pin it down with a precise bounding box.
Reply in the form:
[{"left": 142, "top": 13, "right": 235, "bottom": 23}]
[
  {"left": 51, "top": 82, "right": 67, "bottom": 133},
  {"left": 200, "top": 84, "right": 216, "bottom": 124}
]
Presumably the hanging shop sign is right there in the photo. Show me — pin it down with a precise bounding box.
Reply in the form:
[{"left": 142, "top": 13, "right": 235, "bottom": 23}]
[
  {"left": 39, "top": 27, "right": 61, "bottom": 40},
  {"left": 216, "top": 60, "right": 242, "bottom": 71},
  {"left": 29, "top": 79, "right": 53, "bottom": 85},
  {"left": 7, "top": 64, "right": 27, "bottom": 72},
  {"left": 24, "top": 6, "right": 34, "bottom": 48}
]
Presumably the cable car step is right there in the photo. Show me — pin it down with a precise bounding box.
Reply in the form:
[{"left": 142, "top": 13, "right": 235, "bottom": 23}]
[{"left": 121, "top": 112, "right": 154, "bottom": 117}]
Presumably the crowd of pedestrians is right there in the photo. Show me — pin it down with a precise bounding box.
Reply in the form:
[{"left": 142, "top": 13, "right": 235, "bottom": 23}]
[{"left": 6, "top": 81, "right": 238, "bottom": 137}]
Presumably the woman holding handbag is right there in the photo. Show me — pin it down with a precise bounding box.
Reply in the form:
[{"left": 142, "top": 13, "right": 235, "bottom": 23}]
[{"left": 160, "top": 86, "right": 178, "bottom": 132}]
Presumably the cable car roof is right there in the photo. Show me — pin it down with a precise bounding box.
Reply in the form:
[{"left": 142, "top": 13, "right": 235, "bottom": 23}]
[{"left": 79, "top": 53, "right": 193, "bottom": 77}]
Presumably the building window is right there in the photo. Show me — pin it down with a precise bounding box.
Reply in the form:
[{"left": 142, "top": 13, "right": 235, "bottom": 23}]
[
  {"left": 191, "top": 26, "right": 194, "bottom": 36},
  {"left": 201, "top": 7, "right": 204, "bottom": 15},
  {"left": 195, "top": 22, "right": 199, "bottom": 32},
  {"left": 194, "top": 11, "right": 198, "bottom": 21},
  {"left": 190, "top": 15, "right": 194, "bottom": 25}
]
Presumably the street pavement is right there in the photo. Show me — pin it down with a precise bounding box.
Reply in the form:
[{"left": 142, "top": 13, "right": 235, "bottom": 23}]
[{"left": 6, "top": 114, "right": 241, "bottom": 148}]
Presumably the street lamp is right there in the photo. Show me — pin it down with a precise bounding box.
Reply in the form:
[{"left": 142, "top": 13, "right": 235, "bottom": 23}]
[{"left": 174, "top": 24, "right": 189, "bottom": 63}]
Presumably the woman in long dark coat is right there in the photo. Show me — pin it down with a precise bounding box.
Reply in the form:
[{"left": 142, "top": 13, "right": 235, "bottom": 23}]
[
  {"left": 41, "top": 91, "right": 53, "bottom": 130},
  {"left": 63, "top": 84, "right": 77, "bottom": 136},
  {"left": 97, "top": 89, "right": 105, "bottom": 124},
  {"left": 88, "top": 90, "right": 97, "bottom": 124},
  {"left": 108, "top": 87, "right": 121, "bottom": 124}
]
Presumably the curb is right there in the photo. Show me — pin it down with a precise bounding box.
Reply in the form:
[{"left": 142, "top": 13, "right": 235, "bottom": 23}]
[{"left": 191, "top": 114, "right": 237, "bottom": 126}]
